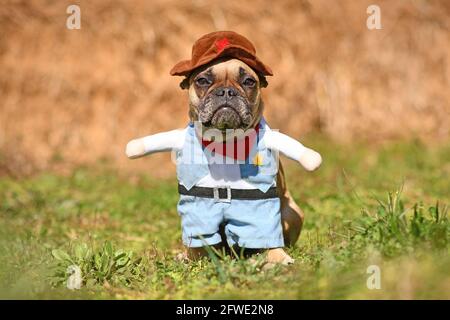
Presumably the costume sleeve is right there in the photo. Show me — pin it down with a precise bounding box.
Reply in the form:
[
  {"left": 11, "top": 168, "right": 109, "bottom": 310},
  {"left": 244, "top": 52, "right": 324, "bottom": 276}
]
[
  {"left": 142, "top": 128, "right": 186, "bottom": 154},
  {"left": 263, "top": 130, "right": 322, "bottom": 171},
  {"left": 263, "top": 130, "right": 308, "bottom": 162}
]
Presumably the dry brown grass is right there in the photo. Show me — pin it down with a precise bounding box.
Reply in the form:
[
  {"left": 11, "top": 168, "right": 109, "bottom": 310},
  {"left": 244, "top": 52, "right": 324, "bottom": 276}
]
[{"left": 0, "top": 0, "right": 449, "bottom": 175}]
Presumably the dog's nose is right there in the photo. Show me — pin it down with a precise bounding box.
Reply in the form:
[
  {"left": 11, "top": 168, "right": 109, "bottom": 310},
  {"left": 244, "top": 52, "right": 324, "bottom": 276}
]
[{"left": 215, "top": 87, "right": 237, "bottom": 97}]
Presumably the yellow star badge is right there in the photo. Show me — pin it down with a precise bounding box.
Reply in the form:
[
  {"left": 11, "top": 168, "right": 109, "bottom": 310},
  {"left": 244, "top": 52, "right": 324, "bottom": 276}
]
[{"left": 253, "top": 153, "right": 263, "bottom": 166}]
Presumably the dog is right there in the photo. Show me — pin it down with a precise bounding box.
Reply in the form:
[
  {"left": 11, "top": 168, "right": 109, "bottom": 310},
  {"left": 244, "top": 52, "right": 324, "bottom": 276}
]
[{"left": 126, "top": 31, "right": 321, "bottom": 265}]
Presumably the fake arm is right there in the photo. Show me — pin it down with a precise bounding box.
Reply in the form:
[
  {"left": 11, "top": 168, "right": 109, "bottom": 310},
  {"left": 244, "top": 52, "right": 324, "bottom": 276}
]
[
  {"left": 125, "top": 129, "right": 186, "bottom": 159},
  {"left": 264, "top": 131, "right": 322, "bottom": 171}
]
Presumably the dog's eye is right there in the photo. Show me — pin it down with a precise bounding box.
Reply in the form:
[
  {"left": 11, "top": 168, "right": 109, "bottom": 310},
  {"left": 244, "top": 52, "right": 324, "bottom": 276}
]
[
  {"left": 195, "top": 77, "right": 210, "bottom": 86},
  {"left": 243, "top": 77, "right": 256, "bottom": 87}
]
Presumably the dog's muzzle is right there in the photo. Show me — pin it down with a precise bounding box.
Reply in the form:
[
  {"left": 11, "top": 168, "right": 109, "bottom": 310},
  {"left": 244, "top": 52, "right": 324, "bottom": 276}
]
[{"left": 202, "top": 86, "right": 251, "bottom": 130}]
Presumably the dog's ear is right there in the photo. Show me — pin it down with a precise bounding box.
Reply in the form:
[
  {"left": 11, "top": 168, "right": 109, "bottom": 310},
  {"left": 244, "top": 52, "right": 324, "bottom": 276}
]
[
  {"left": 258, "top": 75, "right": 268, "bottom": 88},
  {"left": 179, "top": 77, "right": 190, "bottom": 90}
]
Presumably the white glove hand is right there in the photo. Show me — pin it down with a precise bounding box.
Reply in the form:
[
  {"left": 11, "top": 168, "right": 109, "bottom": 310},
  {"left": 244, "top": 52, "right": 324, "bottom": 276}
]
[
  {"left": 299, "top": 148, "right": 322, "bottom": 171},
  {"left": 126, "top": 139, "right": 146, "bottom": 159}
]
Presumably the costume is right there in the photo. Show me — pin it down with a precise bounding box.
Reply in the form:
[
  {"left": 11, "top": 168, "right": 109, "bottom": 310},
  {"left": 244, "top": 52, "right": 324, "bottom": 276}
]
[{"left": 133, "top": 118, "right": 317, "bottom": 248}]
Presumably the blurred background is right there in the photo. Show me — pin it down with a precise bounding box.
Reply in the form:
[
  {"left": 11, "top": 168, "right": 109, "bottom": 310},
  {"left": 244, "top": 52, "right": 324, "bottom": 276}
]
[
  {"left": 0, "top": 0, "right": 449, "bottom": 299},
  {"left": 0, "top": 0, "right": 449, "bottom": 177}
]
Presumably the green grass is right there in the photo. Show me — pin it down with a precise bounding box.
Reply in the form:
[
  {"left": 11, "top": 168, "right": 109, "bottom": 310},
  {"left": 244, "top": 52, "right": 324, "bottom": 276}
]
[{"left": 0, "top": 138, "right": 449, "bottom": 299}]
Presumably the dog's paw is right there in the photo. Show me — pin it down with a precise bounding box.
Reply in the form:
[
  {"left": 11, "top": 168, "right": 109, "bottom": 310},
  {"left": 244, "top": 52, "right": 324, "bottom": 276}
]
[
  {"left": 265, "top": 248, "right": 295, "bottom": 267},
  {"left": 281, "top": 255, "right": 295, "bottom": 265},
  {"left": 174, "top": 251, "right": 190, "bottom": 263}
]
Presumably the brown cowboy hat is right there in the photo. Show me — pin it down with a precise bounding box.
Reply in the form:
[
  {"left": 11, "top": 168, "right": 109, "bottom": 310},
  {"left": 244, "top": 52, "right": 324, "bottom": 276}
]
[{"left": 170, "top": 31, "right": 273, "bottom": 77}]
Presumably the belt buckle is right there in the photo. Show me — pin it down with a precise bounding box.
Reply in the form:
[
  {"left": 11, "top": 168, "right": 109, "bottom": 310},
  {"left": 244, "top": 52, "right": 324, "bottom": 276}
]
[{"left": 213, "top": 186, "right": 231, "bottom": 203}]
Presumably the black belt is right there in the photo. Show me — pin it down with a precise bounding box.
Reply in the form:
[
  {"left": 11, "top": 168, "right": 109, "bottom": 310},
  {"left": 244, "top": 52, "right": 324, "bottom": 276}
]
[{"left": 178, "top": 184, "right": 278, "bottom": 202}]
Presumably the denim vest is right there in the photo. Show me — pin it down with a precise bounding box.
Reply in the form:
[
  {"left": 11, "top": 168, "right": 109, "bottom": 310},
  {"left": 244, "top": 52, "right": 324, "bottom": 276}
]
[{"left": 175, "top": 120, "right": 278, "bottom": 192}]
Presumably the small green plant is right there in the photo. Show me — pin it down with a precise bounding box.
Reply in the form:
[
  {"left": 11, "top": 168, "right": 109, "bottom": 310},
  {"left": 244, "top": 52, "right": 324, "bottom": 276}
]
[
  {"left": 50, "top": 241, "right": 149, "bottom": 289},
  {"left": 352, "top": 188, "right": 449, "bottom": 257}
]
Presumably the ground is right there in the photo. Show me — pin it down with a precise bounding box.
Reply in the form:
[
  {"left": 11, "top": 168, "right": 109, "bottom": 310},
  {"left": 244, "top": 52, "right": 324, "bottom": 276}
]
[{"left": 0, "top": 137, "right": 449, "bottom": 299}]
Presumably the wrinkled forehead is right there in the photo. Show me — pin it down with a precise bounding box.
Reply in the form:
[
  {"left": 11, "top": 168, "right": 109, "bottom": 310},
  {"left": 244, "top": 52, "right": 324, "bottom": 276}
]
[
  {"left": 197, "top": 58, "right": 258, "bottom": 80},
  {"left": 212, "top": 59, "right": 257, "bottom": 79}
]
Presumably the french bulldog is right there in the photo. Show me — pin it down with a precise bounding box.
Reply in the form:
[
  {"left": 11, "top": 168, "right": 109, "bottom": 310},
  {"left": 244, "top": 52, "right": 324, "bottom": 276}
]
[{"left": 126, "top": 58, "right": 321, "bottom": 265}]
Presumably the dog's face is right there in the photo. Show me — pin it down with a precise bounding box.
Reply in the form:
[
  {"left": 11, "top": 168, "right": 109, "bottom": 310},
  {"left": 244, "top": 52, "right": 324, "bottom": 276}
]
[{"left": 184, "top": 59, "right": 267, "bottom": 131}]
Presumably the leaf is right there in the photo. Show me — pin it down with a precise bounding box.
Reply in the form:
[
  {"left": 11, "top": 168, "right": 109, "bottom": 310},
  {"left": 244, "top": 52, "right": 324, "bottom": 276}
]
[
  {"left": 114, "top": 252, "right": 127, "bottom": 261},
  {"left": 74, "top": 243, "right": 88, "bottom": 261},
  {"left": 101, "top": 253, "right": 110, "bottom": 274},
  {"left": 52, "top": 249, "right": 72, "bottom": 262},
  {"left": 116, "top": 256, "right": 130, "bottom": 268},
  {"left": 104, "top": 241, "right": 113, "bottom": 257},
  {"left": 94, "top": 253, "right": 102, "bottom": 270}
]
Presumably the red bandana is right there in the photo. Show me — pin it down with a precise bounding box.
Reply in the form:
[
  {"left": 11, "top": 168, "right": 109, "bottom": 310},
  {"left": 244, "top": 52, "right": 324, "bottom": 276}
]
[{"left": 201, "top": 125, "right": 260, "bottom": 160}]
